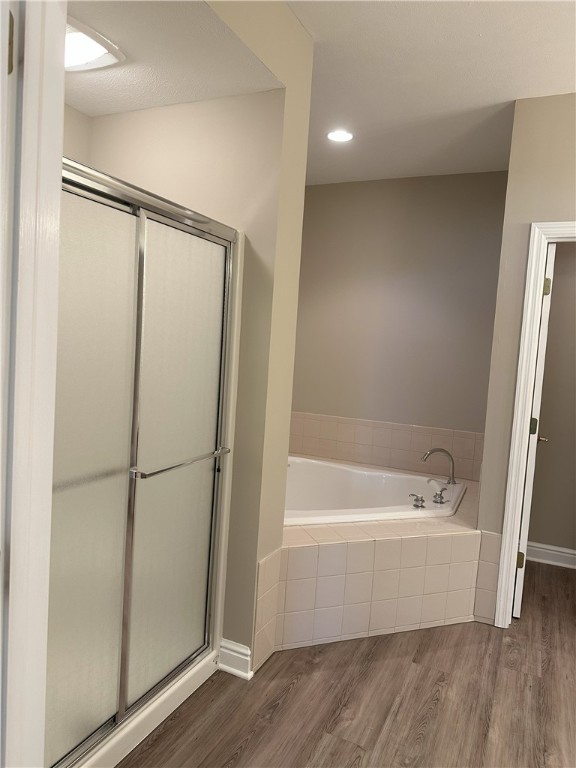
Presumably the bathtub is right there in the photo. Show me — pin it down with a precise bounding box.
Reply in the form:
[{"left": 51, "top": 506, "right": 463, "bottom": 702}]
[{"left": 285, "top": 456, "right": 466, "bottom": 526}]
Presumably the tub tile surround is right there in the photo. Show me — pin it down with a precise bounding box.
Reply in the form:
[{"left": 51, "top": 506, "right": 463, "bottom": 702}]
[
  {"left": 290, "top": 412, "right": 483, "bottom": 482},
  {"left": 253, "top": 488, "right": 503, "bottom": 671},
  {"left": 474, "top": 531, "right": 502, "bottom": 624}
]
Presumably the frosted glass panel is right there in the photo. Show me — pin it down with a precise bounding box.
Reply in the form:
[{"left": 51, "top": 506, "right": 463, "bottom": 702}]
[
  {"left": 137, "top": 219, "right": 226, "bottom": 470},
  {"left": 45, "top": 192, "right": 137, "bottom": 766},
  {"left": 52, "top": 193, "right": 137, "bottom": 486},
  {"left": 127, "top": 461, "right": 215, "bottom": 705},
  {"left": 45, "top": 479, "right": 128, "bottom": 766}
]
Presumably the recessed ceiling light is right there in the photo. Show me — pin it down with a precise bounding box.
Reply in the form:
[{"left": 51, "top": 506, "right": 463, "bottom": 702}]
[
  {"left": 65, "top": 17, "right": 125, "bottom": 71},
  {"left": 327, "top": 129, "right": 353, "bottom": 142}
]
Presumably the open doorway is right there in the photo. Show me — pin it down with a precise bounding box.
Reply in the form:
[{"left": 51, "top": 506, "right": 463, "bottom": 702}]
[
  {"left": 498, "top": 222, "right": 576, "bottom": 626},
  {"left": 527, "top": 242, "right": 576, "bottom": 568}
]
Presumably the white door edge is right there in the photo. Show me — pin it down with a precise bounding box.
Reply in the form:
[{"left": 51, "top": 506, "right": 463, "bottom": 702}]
[{"left": 512, "top": 243, "right": 555, "bottom": 617}]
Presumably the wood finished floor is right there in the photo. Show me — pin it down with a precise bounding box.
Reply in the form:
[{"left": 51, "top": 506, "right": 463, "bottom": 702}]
[{"left": 118, "top": 562, "right": 576, "bottom": 768}]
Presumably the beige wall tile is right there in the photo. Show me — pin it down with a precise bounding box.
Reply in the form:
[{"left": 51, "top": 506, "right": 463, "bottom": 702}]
[
  {"left": 369, "top": 599, "right": 398, "bottom": 631},
  {"left": 283, "top": 611, "right": 314, "bottom": 644},
  {"left": 289, "top": 434, "right": 303, "bottom": 453},
  {"left": 373, "top": 428, "right": 392, "bottom": 447},
  {"left": 426, "top": 536, "right": 452, "bottom": 565},
  {"left": 342, "top": 603, "right": 371, "bottom": 634},
  {"left": 303, "top": 419, "right": 322, "bottom": 438},
  {"left": 474, "top": 588, "right": 497, "bottom": 620},
  {"left": 477, "top": 560, "right": 499, "bottom": 591},
  {"left": 401, "top": 537, "right": 428, "bottom": 568},
  {"left": 372, "top": 445, "right": 391, "bottom": 466},
  {"left": 375, "top": 538, "right": 402, "bottom": 570},
  {"left": 446, "top": 589, "right": 474, "bottom": 619},
  {"left": 337, "top": 422, "right": 355, "bottom": 443},
  {"left": 253, "top": 617, "right": 276, "bottom": 670},
  {"left": 355, "top": 425, "right": 373, "bottom": 445},
  {"left": 344, "top": 572, "right": 374, "bottom": 604},
  {"left": 275, "top": 614, "right": 284, "bottom": 646},
  {"left": 450, "top": 532, "right": 480, "bottom": 562},
  {"left": 347, "top": 541, "right": 375, "bottom": 573},
  {"left": 290, "top": 416, "right": 304, "bottom": 435},
  {"left": 320, "top": 420, "right": 338, "bottom": 441},
  {"left": 315, "top": 575, "right": 345, "bottom": 608},
  {"left": 479, "top": 531, "right": 501, "bottom": 563},
  {"left": 398, "top": 567, "right": 425, "bottom": 597},
  {"left": 280, "top": 548, "right": 288, "bottom": 580},
  {"left": 277, "top": 580, "right": 286, "bottom": 613},
  {"left": 303, "top": 525, "right": 345, "bottom": 543},
  {"left": 287, "top": 545, "right": 318, "bottom": 579},
  {"left": 421, "top": 593, "right": 447, "bottom": 623},
  {"left": 396, "top": 595, "right": 423, "bottom": 626},
  {"left": 285, "top": 578, "right": 316, "bottom": 612},
  {"left": 317, "top": 542, "right": 347, "bottom": 576},
  {"left": 424, "top": 564, "right": 450, "bottom": 594},
  {"left": 391, "top": 430, "right": 412, "bottom": 450},
  {"left": 411, "top": 433, "right": 431, "bottom": 453},
  {"left": 448, "top": 561, "right": 478, "bottom": 591},
  {"left": 372, "top": 569, "right": 400, "bottom": 601},
  {"left": 453, "top": 436, "right": 475, "bottom": 459},
  {"left": 313, "top": 607, "right": 343, "bottom": 639}
]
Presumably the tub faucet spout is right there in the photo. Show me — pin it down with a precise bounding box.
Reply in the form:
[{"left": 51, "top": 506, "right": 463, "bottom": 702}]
[{"left": 421, "top": 448, "right": 456, "bottom": 485}]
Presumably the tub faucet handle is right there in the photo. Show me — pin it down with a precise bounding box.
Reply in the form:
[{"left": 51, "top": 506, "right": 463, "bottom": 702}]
[
  {"left": 409, "top": 493, "right": 425, "bottom": 508},
  {"left": 433, "top": 487, "right": 447, "bottom": 504}
]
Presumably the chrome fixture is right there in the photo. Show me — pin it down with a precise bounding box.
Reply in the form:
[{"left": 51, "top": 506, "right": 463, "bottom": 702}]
[
  {"left": 130, "top": 447, "right": 230, "bottom": 480},
  {"left": 537, "top": 435, "right": 549, "bottom": 443},
  {"left": 409, "top": 493, "right": 425, "bottom": 508},
  {"left": 421, "top": 448, "right": 456, "bottom": 484},
  {"left": 432, "top": 487, "right": 447, "bottom": 504}
]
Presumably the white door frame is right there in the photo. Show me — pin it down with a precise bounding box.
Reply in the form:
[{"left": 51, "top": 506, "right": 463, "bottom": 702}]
[
  {"left": 496, "top": 221, "right": 576, "bottom": 629},
  {"left": 2, "top": 3, "right": 66, "bottom": 767}
]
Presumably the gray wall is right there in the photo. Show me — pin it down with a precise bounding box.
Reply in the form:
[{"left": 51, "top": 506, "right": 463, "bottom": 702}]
[
  {"left": 529, "top": 243, "right": 576, "bottom": 550},
  {"left": 480, "top": 93, "right": 576, "bottom": 534},
  {"left": 292, "top": 172, "right": 507, "bottom": 432}
]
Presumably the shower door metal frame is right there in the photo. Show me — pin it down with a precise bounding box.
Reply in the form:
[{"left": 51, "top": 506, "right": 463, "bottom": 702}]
[{"left": 54, "top": 159, "right": 240, "bottom": 768}]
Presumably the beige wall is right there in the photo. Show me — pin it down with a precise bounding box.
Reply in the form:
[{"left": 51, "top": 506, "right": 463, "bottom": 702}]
[
  {"left": 480, "top": 93, "right": 576, "bottom": 534},
  {"left": 529, "top": 243, "right": 576, "bottom": 550},
  {"left": 292, "top": 172, "right": 507, "bottom": 433},
  {"left": 62, "top": 105, "right": 91, "bottom": 165},
  {"left": 209, "top": 2, "right": 312, "bottom": 645}
]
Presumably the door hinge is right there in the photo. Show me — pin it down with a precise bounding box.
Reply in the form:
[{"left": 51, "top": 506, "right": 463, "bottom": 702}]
[
  {"left": 517, "top": 551, "right": 525, "bottom": 569},
  {"left": 7, "top": 11, "right": 14, "bottom": 75},
  {"left": 530, "top": 417, "right": 538, "bottom": 435},
  {"left": 543, "top": 277, "right": 552, "bottom": 296}
]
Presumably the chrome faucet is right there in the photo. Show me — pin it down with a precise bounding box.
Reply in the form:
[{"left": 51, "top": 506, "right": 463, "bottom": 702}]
[{"left": 421, "top": 448, "right": 456, "bottom": 484}]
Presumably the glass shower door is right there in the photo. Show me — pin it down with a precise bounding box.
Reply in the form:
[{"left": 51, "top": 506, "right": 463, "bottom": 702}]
[
  {"left": 45, "top": 191, "right": 137, "bottom": 767},
  {"left": 46, "top": 166, "right": 234, "bottom": 767},
  {"left": 125, "top": 216, "right": 227, "bottom": 707}
]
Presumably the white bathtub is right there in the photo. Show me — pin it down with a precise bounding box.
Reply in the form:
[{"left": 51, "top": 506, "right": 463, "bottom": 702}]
[{"left": 285, "top": 456, "right": 466, "bottom": 526}]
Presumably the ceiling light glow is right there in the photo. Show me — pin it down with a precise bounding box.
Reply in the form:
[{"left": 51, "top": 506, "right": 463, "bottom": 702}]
[
  {"left": 65, "top": 31, "right": 107, "bottom": 68},
  {"left": 65, "top": 19, "right": 125, "bottom": 71},
  {"left": 327, "top": 129, "right": 353, "bottom": 142}
]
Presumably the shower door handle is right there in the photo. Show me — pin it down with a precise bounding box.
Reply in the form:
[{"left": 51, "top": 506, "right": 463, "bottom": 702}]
[{"left": 130, "top": 447, "right": 230, "bottom": 479}]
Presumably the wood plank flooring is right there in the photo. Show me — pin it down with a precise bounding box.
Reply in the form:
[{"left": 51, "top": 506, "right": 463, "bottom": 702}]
[{"left": 118, "top": 562, "right": 576, "bottom": 768}]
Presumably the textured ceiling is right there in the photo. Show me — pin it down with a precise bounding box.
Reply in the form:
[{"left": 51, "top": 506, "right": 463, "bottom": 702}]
[
  {"left": 289, "top": 1, "right": 576, "bottom": 184},
  {"left": 65, "top": 1, "right": 281, "bottom": 117}
]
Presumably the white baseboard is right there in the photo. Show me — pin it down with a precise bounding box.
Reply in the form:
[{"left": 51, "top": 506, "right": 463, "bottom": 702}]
[
  {"left": 218, "top": 639, "right": 253, "bottom": 680},
  {"left": 527, "top": 541, "right": 576, "bottom": 569},
  {"left": 81, "top": 651, "right": 218, "bottom": 767}
]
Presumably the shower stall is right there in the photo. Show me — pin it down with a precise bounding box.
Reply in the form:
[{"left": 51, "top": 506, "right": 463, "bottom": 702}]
[{"left": 45, "top": 160, "right": 239, "bottom": 767}]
